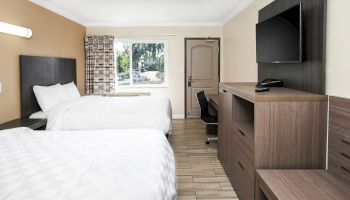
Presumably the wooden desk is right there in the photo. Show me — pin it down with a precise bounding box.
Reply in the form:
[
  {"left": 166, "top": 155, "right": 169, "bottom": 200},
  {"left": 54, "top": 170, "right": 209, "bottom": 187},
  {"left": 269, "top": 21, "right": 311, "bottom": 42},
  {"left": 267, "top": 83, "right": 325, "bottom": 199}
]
[
  {"left": 256, "top": 170, "right": 350, "bottom": 200},
  {"left": 207, "top": 94, "right": 219, "bottom": 111}
]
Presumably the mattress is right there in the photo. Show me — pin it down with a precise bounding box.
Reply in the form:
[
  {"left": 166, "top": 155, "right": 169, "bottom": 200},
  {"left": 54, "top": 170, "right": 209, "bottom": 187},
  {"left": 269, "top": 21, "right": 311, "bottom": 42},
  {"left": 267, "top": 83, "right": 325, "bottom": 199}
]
[
  {"left": 0, "top": 128, "right": 176, "bottom": 200},
  {"left": 45, "top": 96, "right": 172, "bottom": 134}
]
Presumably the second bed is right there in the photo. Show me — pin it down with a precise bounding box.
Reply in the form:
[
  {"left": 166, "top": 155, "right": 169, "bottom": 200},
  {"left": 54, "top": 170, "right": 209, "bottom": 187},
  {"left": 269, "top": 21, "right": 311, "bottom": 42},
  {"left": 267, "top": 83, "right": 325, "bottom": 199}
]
[
  {"left": 33, "top": 95, "right": 172, "bottom": 133},
  {"left": 0, "top": 128, "right": 176, "bottom": 200}
]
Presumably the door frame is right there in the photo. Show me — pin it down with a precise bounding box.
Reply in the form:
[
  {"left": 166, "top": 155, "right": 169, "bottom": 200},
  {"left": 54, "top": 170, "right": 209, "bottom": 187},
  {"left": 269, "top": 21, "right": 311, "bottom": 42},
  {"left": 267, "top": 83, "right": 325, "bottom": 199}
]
[{"left": 184, "top": 37, "right": 221, "bottom": 119}]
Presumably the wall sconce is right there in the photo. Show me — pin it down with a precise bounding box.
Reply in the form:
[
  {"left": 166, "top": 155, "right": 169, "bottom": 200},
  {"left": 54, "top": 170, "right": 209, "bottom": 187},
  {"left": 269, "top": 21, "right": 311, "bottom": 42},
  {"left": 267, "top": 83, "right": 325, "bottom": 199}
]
[{"left": 0, "top": 22, "right": 32, "bottom": 38}]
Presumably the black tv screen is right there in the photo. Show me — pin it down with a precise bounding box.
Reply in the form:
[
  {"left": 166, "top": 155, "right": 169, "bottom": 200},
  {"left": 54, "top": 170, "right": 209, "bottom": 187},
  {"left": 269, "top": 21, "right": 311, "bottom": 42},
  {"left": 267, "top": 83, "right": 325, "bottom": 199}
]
[{"left": 256, "top": 3, "right": 302, "bottom": 63}]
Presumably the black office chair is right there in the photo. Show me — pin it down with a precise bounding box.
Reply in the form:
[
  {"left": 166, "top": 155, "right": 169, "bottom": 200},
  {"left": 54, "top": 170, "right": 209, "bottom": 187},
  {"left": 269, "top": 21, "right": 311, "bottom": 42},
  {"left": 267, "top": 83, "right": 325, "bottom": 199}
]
[{"left": 195, "top": 91, "right": 218, "bottom": 144}]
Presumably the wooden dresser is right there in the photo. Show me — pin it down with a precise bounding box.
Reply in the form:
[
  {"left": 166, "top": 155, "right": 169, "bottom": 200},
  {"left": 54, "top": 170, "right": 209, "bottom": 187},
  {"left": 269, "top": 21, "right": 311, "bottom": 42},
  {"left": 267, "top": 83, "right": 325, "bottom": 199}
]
[{"left": 218, "top": 82, "right": 328, "bottom": 200}]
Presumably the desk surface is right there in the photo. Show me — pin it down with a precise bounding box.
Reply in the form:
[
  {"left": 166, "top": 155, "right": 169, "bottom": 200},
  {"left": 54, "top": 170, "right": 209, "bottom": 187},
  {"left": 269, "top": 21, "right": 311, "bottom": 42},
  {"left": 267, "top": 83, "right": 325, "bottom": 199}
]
[
  {"left": 220, "top": 82, "right": 327, "bottom": 103},
  {"left": 207, "top": 94, "right": 219, "bottom": 110},
  {"left": 256, "top": 170, "right": 350, "bottom": 200}
]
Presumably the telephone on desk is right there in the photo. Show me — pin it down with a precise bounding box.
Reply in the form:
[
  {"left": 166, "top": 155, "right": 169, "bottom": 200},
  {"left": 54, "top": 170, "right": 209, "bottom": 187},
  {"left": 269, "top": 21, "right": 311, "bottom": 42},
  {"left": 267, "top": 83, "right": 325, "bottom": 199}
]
[
  {"left": 256, "top": 78, "right": 284, "bottom": 88},
  {"left": 255, "top": 78, "right": 284, "bottom": 93}
]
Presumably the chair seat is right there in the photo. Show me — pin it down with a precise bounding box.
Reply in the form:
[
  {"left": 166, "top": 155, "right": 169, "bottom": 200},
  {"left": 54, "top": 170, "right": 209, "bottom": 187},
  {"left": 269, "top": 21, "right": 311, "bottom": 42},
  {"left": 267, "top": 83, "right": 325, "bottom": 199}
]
[{"left": 202, "top": 115, "right": 218, "bottom": 124}]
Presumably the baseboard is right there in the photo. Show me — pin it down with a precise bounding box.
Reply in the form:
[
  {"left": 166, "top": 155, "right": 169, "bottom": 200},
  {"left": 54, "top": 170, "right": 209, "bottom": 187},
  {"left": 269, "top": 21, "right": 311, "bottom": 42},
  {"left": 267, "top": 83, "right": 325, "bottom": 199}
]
[{"left": 172, "top": 114, "right": 185, "bottom": 119}]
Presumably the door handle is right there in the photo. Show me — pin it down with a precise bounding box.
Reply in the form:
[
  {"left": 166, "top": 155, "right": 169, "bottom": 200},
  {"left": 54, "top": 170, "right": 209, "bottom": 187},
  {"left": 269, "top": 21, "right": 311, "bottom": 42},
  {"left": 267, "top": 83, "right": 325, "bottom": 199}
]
[{"left": 188, "top": 75, "right": 192, "bottom": 87}]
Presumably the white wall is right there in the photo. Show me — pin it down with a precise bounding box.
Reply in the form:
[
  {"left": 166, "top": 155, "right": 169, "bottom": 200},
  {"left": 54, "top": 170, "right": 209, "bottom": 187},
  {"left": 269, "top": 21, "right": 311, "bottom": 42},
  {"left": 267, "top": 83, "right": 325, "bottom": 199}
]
[
  {"left": 86, "top": 27, "right": 223, "bottom": 118},
  {"left": 326, "top": 0, "right": 350, "bottom": 98},
  {"left": 222, "top": 0, "right": 273, "bottom": 82}
]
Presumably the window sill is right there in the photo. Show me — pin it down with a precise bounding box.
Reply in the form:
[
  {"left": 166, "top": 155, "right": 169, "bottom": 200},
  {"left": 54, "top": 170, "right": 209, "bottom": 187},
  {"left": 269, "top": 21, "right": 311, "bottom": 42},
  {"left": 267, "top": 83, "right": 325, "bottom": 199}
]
[{"left": 116, "top": 85, "right": 169, "bottom": 89}]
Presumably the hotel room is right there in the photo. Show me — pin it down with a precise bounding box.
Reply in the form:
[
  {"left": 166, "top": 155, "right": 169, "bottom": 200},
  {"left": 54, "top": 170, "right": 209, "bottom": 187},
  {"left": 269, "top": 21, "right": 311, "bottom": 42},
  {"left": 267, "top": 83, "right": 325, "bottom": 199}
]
[{"left": 0, "top": 0, "right": 349, "bottom": 199}]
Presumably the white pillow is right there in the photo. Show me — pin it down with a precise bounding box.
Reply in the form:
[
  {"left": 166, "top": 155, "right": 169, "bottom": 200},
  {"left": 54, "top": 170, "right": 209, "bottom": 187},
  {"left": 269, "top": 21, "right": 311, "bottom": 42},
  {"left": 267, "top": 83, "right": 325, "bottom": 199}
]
[
  {"left": 33, "top": 84, "right": 69, "bottom": 112},
  {"left": 29, "top": 111, "right": 47, "bottom": 119},
  {"left": 62, "top": 82, "right": 81, "bottom": 99}
]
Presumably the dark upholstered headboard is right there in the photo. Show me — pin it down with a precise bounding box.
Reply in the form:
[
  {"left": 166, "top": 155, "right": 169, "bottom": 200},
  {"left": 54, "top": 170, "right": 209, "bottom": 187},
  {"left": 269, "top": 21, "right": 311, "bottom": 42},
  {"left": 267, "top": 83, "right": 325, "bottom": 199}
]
[{"left": 20, "top": 55, "right": 77, "bottom": 118}]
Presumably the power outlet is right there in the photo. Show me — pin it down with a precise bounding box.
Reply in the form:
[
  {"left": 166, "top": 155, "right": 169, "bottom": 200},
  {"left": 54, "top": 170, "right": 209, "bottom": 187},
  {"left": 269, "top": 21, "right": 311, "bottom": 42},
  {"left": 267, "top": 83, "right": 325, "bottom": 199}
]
[{"left": 0, "top": 82, "right": 2, "bottom": 94}]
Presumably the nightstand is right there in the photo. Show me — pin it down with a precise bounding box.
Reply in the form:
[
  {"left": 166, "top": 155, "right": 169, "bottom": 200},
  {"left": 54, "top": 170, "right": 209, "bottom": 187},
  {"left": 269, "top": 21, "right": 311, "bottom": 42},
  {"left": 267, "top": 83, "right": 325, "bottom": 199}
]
[{"left": 0, "top": 118, "right": 47, "bottom": 130}]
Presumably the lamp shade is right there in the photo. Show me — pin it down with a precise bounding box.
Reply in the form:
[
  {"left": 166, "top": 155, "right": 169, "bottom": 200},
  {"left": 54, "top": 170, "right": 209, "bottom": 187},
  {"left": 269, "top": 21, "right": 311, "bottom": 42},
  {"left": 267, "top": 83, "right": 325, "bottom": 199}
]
[{"left": 0, "top": 22, "right": 32, "bottom": 38}]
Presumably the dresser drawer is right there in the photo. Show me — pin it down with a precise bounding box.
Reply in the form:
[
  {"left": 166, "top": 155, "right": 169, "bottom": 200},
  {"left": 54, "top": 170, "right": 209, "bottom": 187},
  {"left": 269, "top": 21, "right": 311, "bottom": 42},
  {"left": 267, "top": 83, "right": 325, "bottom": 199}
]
[
  {"left": 328, "top": 131, "right": 350, "bottom": 183},
  {"left": 229, "top": 142, "right": 255, "bottom": 200},
  {"left": 231, "top": 124, "right": 254, "bottom": 165},
  {"left": 329, "top": 131, "right": 350, "bottom": 164}
]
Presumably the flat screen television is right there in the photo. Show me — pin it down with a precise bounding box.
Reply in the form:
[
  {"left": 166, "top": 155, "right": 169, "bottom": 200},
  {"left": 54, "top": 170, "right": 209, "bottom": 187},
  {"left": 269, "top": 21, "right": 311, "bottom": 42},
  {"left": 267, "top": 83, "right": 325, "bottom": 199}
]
[{"left": 256, "top": 3, "right": 303, "bottom": 63}]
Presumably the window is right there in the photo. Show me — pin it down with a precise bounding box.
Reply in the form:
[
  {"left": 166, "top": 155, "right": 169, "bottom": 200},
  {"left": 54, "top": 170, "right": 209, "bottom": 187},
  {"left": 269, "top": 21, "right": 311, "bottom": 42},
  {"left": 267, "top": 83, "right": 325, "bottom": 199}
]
[{"left": 115, "top": 40, "right": 167, "bottom": 87}]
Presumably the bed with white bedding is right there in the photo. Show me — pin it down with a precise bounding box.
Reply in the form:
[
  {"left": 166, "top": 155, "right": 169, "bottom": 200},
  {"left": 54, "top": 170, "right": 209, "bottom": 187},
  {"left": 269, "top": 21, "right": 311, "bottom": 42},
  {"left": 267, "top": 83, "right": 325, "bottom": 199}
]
[
  {"left": 21, "top": 56, "right": 172, "bottom": 134},
  {"left": 0, "top": 128, "right": 176, "bottom": 200},
  {"left": 39, "top": 95, "right": 172, "bottom": 133},
  {"left": 22, "top": 78, "right": 172, "bottom": 134}
]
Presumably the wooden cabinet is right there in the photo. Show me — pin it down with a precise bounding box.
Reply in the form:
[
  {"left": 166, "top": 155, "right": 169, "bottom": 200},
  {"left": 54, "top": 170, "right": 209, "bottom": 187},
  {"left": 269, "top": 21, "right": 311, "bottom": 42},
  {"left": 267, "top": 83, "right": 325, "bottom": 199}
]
[
  {"left": 218, "top": 88, "right": 232, "bottom": 165},
  {"left": 218, "top": 83, "right": 328, "bottom": 200}
]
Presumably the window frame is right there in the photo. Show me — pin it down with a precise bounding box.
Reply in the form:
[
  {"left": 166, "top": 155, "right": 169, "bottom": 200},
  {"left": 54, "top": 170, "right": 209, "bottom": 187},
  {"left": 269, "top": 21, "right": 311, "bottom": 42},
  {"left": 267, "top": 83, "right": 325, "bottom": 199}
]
[{"left": 114, "top": 39, "right": 169, "bottom": 89}]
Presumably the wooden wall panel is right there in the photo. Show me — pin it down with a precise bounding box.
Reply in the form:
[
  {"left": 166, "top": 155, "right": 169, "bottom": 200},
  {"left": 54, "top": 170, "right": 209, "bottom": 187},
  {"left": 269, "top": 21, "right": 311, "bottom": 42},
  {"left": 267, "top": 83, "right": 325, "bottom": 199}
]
[
  {"left": 258, "top": 0, "right": 327, "bottom": 94},
  {"left": 255, "top": 101, "right": 328, "bottom": 169}
]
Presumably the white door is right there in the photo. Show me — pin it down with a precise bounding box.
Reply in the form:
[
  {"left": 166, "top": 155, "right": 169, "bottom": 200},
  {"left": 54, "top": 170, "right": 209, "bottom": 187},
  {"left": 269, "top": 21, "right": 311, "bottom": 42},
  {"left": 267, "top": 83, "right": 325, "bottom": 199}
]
[{"left": 186, "top": 39, "right": 220, "bottom": 118}]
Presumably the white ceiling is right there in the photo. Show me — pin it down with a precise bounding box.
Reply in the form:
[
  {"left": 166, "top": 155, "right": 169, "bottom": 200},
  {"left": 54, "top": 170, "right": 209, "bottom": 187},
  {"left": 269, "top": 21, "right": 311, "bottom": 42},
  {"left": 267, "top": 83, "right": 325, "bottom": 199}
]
[{"left": 29, "top": 0, "right": 255, "bottom": 27}]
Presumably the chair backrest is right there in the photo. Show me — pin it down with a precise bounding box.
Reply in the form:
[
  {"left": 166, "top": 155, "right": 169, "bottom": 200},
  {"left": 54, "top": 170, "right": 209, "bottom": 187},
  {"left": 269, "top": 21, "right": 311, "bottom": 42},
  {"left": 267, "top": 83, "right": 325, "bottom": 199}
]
[{"left": 196, "top": 91, "right": 209, "bottom": 118}]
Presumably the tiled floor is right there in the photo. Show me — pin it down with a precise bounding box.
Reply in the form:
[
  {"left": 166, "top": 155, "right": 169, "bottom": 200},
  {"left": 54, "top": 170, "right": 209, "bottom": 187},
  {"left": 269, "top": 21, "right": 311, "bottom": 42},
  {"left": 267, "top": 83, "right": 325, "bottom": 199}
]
[{"left": 168, "top": 119, "right": 238, "bottom": 200}]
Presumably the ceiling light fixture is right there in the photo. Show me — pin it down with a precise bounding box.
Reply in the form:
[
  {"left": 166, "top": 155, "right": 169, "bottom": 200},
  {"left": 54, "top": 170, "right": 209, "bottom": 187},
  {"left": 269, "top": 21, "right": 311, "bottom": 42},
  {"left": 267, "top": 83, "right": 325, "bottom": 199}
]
[{"left": 0, "top": 22, "right": 32, "bottom": 38}]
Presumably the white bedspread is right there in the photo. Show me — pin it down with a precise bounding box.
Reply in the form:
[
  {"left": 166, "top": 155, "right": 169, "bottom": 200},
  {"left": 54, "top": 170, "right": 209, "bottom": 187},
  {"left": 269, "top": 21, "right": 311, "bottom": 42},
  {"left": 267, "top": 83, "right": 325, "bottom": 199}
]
[
  {"left": 0, "top": 128, "right": 176, "bottom": 200},
  {"left": 46, "top": 96, "right": 172, "bottom": 134}
]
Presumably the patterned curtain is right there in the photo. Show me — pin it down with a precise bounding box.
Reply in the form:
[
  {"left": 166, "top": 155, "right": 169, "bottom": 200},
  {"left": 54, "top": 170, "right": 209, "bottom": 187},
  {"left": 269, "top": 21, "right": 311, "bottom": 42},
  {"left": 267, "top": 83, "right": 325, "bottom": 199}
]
[{"left": 84, "top": 35, "right": 115, "bottom": 95}]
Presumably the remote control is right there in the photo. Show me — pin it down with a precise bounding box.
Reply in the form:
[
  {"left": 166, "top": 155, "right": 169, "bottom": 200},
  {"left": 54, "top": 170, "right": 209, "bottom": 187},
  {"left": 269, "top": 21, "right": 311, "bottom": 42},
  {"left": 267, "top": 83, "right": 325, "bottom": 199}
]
[{"left": 255, "top": 87, "right": 270, "bottom": 92}]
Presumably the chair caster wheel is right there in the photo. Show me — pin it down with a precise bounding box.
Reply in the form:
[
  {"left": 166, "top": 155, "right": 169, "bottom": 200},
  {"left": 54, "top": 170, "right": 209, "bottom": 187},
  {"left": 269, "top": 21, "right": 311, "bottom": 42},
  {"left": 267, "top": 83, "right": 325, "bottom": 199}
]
[{"left": 206, "top": 141, "right": 210, "bottom": 145}]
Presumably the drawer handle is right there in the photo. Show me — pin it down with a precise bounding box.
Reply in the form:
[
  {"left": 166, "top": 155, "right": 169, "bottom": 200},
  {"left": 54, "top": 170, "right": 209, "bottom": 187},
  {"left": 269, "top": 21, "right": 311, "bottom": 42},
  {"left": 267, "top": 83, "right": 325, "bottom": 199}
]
[
  {"left": 341, "top": 139, "right": 350, "bottom": 146},
  {"left": 238, "top": 129, "right": 245, "bottom": 136},
  {"left": 341, "top": 166, "right": 350, "bottom": 174},
  {"left": 341, "top": 152, "right": 350, "bottom": 160},
  {"left": 238, "top": 161, "right": 245, "bottom": 171}
]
